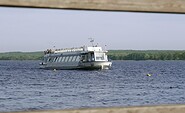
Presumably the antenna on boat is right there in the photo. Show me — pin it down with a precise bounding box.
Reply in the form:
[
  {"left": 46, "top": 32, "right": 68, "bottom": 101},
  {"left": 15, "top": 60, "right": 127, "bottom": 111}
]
[
  {"left": 53, "top": 46, "right": 56, "bottom": 50},
  {"left": 88, "top": 38, "right": 94, "bottom": 47},
  {"left": 104, "top": 44, "right": 107, "bottom": 51}
]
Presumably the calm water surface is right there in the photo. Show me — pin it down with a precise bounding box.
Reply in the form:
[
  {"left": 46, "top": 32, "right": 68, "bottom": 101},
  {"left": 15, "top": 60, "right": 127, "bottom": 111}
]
[{"left": 0, "top": 60, "right": 185, "bottom": 112}]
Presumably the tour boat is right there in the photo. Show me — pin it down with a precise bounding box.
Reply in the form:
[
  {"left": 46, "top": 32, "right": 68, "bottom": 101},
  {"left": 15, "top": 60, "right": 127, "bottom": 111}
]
[{"left": 40, "top": 45, "right": 112, "bottom": 70}]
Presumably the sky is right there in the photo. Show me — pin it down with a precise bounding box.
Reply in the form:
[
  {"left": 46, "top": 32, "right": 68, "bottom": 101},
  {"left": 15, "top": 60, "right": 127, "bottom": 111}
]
[{"left": 0, "top": 7, "right": 185, "bottom": 52}]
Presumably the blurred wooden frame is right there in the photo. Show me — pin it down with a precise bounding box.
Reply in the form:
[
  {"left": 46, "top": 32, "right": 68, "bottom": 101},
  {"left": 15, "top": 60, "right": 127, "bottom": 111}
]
[{"left": 0, "top": 0, "right": 185, "bottom": 14}]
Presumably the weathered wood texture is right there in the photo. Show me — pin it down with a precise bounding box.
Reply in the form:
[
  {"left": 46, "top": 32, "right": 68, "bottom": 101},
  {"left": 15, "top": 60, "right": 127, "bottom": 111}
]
[
  {"left": 0, "top": 0, "right": 185, "bottom": 13},
  {"left": 5, "top": 105, "right": 185, "bottom": 113}
]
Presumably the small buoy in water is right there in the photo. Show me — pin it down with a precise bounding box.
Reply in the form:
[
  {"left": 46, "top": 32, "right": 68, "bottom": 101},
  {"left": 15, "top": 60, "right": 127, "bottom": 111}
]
[
  {"left": 53, "top": 69, "right": 57, "bottom": 71},
  {"left": 146, "top": 74, "right": 152, "bottom": 76}
]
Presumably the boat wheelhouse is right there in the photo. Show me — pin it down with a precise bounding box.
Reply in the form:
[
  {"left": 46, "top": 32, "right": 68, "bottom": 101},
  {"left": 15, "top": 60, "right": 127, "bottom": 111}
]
[{"left": 40, "top": 46, "right": 112, "bottom": 70}]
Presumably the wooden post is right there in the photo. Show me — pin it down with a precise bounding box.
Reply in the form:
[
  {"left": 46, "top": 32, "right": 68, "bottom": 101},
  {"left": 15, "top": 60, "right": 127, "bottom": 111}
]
[
  {"left": 3, "top": 105, "right": 185, "bottom": 113},
  {"left": 0, "top": 0, "right": 185, "bottom": 14}
]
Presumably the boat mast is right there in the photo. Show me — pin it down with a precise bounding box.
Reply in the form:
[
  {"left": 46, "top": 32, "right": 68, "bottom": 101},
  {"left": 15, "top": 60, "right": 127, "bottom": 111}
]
[{"left": 88, "top": 38, "right": 94, "bottom": 47}]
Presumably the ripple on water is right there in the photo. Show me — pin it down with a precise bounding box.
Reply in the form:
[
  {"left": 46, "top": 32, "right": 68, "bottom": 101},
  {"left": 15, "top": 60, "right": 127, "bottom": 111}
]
[{"left": 0, "top": 60, "right": 185, "bottom": 112}]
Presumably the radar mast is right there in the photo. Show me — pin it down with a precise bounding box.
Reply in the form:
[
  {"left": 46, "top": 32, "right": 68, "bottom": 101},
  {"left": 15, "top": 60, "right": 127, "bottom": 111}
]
[{"left": 88, "top": 38, "right": 94, "bottom": 47}]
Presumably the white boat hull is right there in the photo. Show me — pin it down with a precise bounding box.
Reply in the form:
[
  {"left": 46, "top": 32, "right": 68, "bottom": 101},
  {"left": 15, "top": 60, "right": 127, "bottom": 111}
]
[{"left": 40, "top": 61, "right": 112, "bottom": 70}]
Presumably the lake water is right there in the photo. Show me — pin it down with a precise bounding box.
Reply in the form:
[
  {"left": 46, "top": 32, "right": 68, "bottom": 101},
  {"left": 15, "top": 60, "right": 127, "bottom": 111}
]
[{"left": 0, "top": 60, "right": 185, "bottom": 112}]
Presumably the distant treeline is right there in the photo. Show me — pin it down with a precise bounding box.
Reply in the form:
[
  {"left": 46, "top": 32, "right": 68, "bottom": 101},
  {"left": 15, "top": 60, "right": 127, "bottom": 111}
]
[
  {"left": 0, "top": 50, "right": 185, "bottom": 60},
  {"left": 0, "top": 52, "right": 43, "bottom": 60},
  {"left": 108, "top": 50, "right": 185, "bottom": 60}
]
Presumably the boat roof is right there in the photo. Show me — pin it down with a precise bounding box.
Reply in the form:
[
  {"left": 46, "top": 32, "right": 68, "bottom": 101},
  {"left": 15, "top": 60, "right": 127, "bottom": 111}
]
[{"left": 44, "top": 46, "right": 105, "bottom": 55}]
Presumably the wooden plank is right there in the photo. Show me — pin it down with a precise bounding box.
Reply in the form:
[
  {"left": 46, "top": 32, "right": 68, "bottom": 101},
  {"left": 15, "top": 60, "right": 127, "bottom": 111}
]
[
  {"left": 0, "top": 0, "right": 185, "bottom": 14},
  {"left": 5, "top": 105, "right": 185, "bottom": 113}
]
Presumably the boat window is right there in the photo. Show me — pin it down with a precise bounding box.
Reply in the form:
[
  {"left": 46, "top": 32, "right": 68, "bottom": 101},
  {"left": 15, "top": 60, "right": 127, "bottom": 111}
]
[
  {"left": 53, "top": 57, "right": 56, "bottom": 62},
  {"left": 68, "top": 56, "right": 73, "bottom": 62},
  {"left": 65, "top": 56, "right": 69, "bottom": 62},
  {"left": 88, "top": 53, "right": 95, "bottom": 62},
  {"left": 54, "top": 57, "right": 58, "bottom": 62},
  {"left": 91, "top": 53, "right": 95, "bottom": 61},
  {"left": 55, "top": 57, "right": 59, "bottom": 62},
  {"left": 47, "top": 57, "right": 51, "bottom": 62},
  {"left": 49, "top": 57, "right": 55, "bottom": 62},
  {"left": 76, "top": 56, "right": 80, "bottom": 62},
  {"left": 61, "top": 57, "right": 65, "bottom": 62},
  {"left": 95, "top": 53, "right": 105, "bottom": 61},
  {"left": 55, "top": 57, "right": 58, "bottom": 62},
  {"left": 81, "top": 54, "right": 88, "bottom": 62},
  {"left": 72, "top": 56, "right": 76, "bottom": 62},
  {"left": 57, "top": 57, "right": 62, "bottom": 62}
]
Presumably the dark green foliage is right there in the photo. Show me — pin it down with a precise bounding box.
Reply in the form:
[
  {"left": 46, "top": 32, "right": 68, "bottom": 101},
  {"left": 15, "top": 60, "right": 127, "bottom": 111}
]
[
  {"left": 108, "top": 50, "right": 185, "bottom": 60},
  {"left": 0, "top": 50, "right": 185, "bottom": 60},
  {"left": 0, "top": 52, "right": 44, "bottom": 60}
]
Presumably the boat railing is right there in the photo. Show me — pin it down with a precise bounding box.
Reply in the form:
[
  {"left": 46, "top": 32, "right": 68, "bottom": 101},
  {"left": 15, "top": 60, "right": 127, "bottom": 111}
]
[
  {"left": 44, "top": 47, "right": 84, "bottom": 54},
  {"left": 44, "top": 46, "right": 107, "bottom": 55},
  {"left": 54, "top": 47, "right": 84, "bottom": 53}
]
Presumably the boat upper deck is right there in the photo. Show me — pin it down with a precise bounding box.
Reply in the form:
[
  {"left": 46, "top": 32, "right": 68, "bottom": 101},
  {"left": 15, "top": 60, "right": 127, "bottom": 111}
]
[{"left": 44, "top": 46, "right": 106, "bottom": 55}]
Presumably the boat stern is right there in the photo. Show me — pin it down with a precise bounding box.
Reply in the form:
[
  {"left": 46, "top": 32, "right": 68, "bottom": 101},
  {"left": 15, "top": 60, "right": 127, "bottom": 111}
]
[{"left": 79, "top": 61, "right": 112, "bottom": 70}]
